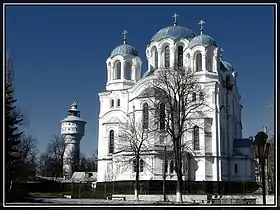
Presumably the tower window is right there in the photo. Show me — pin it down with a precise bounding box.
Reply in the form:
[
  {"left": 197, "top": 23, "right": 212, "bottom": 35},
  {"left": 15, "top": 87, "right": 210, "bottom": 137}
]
[
  {"left": 115, "top": 61, "right": 121, "bottom": 79},
  {"left": 177, "top": 46, "right": 183, "bottom": 67},
  {"left": 154, "top": 48, "right": 158, "bottom": 69},
  {"left": 192, "top": 92, "right": 197, "bottom": 102},
  {"left": 117, "top": 99, "right": 120, "bottom": 107},
  {"left": 195, "top": 53, "right": 202, "bottom": 72},
  {"left": 125, "top": 62, "right": 132, "bottom": 80},
  {"left": 193, "top": 125, "right": 200, "bottom": 150},
  {"left": 159, "top": 103, "right": 165, "bottom": 130},
  {"left": 234, "top": 164, "right": 238, "bottom": 174},
  {"left": 142, "top": 103, "right": 149, "bottom": 129},
  {"left": 164, "top": 46, "right": 170, "bottom": 68},
  {"left": 206, "top": 53, "right": 213, "bottom": 72},
  {"left": 110, "top": 99, "right": 114, "bottom": 108},
  {"left": 109, "top": 130, "right": 114, "bottom": 154}
]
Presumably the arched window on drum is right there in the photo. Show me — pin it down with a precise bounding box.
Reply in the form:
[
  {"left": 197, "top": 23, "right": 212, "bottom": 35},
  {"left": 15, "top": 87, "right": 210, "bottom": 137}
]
[
  {"left": 154, "top": 48, "right": 158, "bottom": 69},
  {"left": 195, "top": 53, "right": 202, "bottom": 72},
  {"left": 177, "top": 46, "right": 183, "bottom": 67},
  {"left": 164, "top": 46, "right": 170, "bottom": 68},
  {"left": 114, "top": 61, "right": 121, "bottom": 79},
  {"left": 125, "top": 62, "right": 132, "bottom": 80}
]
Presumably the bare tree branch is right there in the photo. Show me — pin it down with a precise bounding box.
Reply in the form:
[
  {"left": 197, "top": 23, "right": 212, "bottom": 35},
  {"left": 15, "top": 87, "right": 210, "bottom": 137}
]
[{"left": 146, "top": 66, "right": 210, "bottom": 202}]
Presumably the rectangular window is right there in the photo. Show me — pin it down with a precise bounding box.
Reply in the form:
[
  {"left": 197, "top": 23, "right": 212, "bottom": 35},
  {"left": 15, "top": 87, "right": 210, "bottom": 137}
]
[
  {"left": 140, "top": 159, "right": 144, "bottom": 172},
  {"left": 234, "top": 164, "right": 238, "bottom": 174},
  {"left": 133, "top": 160, "right": 137, "bottom": 172},
  {"left": 117, "top": 99, "right": 120, "bottom": 107},
  {"left": 133, "top": 159, "right": 144, "bottom": 172}
]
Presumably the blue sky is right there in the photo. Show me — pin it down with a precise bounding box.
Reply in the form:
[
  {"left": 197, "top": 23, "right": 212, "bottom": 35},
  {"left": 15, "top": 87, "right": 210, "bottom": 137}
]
[{"left": 5, "top": 5, "right": 275, "bottom": 156}]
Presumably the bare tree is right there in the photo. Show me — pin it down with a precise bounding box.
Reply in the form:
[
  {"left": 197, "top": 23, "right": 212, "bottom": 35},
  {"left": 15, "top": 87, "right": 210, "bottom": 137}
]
[
  {"left": 39, "top": 135, "right": 66, "bottom": 177},
  {"left": 79, "top": 152, "right": 98, "bottom": 172},
  {"left": 15, "top": 135, "right": 39, "bottom": 179},
  {"left": 116, "top": 115, "right": 153, "bottom": 201},
  {"left": 147, "top": 66, "right": 209, "bottom": 203}
]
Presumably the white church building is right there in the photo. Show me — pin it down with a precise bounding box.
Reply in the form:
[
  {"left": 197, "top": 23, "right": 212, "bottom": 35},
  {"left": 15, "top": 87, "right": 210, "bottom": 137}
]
[{"left": 97, "top": 15, "right": 255, "bottom": 185}]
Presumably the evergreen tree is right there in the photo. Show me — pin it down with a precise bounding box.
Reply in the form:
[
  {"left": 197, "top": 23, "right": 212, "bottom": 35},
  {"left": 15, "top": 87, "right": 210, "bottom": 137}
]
[{"left": 5, "top": 56, "right": 23, "bottom": 192}]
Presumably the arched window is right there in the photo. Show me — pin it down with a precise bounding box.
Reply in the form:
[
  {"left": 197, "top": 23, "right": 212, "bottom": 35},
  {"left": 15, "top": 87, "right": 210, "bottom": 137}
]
[
  {"left": 154, "top": 48, "right": 158, "bottom": 69},
  {"left": 164, "top": 159, "right": 168, "bottom": 173},
  {"left": 195, "top": 53, "right": 202, "bottom": 72},
  {"left": 192, "top": 92, "right": 197, "bottom": 102},
  {"left": 110, "top": 99, "right": 114, "bottom": 108},
  {"left": 164, "top": 46, "right": 170, "bottom": 68},
  {"left": 159, "top": 103, "right": 165, "bottom": 130},
  {"left": 109, "top": 130, "right": 114, "bottom": 154},
  {"left": 142, "top": 103, "right": 149, "bottom": 129},
  {"left": 125, "top": 62, "right": 132, "bottom": 80},
  {"left": 117, "top": 99, "right": 120, "bottom": 107},
  {"left": 206, "top": 53, "right": 213, "bottom": 72},
  {"left": 199, "top": 92, "right": 204, "bottom": 101},
  {"left": 193, "top": 126, "right": 200, "bottom": 150},
  {"left": 178, "top": 46, "right": 184, "bottom": 67},
  {"left": 186, "top": 53, "right": 191, "bottom": 69},
  {"left": 170, "top": 160, "right": 174, "bottom": 173},
  {"left": 115, "top": 61, "right": 121, "bottom": 79}
]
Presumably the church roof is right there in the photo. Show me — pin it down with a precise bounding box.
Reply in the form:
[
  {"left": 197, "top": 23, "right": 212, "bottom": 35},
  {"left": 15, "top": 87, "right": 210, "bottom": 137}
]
[
  {"left": 220, "top": 60, "right": 234, "bottom": 72},
  {"left": 221, "top": 60, "right": 234, "bottom": 71},
  {"left": 188, "top": 34, "right": 217, "bottom": 49},
  {"left": 61, "top": 115, "right": 86, "bottom": 123},
  {"left": 151, "top": 25, "right": 196, "bottom": 42},
  {"left": 110, "top": 44, "right": 138, "bottom": 58}
]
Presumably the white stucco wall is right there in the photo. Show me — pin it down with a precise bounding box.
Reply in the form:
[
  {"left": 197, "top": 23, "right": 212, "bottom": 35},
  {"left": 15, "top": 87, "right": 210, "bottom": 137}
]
[{"left": 97, "top": 28, "right": 252, "bottom": 183}]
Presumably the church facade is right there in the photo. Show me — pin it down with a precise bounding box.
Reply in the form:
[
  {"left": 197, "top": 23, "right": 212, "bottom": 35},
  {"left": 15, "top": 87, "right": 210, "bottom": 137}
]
[{"left": 97, "top": 15, "right": 255, "bottom": 184}]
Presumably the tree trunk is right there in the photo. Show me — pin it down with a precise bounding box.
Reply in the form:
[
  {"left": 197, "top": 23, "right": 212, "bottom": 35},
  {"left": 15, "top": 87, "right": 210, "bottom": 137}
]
[
  {"left": 176, "top": 171, "right": 183, "bottom": 203},
  {"left": 135, "top": 158, "right": 140, "bottom": 201},
  {"left": 174, "top": 138, "right": 183, "bottom": 203}
]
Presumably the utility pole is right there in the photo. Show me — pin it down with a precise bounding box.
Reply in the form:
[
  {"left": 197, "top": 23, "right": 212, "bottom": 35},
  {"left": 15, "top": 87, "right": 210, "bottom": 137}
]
[{"left": 163, "top": 145, "right": 167, "bottom": 202}]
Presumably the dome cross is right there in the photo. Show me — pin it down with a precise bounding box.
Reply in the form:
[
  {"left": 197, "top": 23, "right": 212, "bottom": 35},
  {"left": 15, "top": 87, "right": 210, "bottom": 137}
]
[
  {"left": 198, "top": 20, "right": 206, "bottom": 34},
  {"left": 122, "top": 30, "right": 128, "bottom": 44},
  {"left": 172, "top": 13, "right": 179, "bottom": 26}
]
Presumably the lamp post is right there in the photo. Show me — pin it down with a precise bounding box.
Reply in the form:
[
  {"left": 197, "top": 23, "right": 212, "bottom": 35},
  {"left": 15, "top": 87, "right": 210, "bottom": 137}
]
[
  {"left": 253, "top": 131, "right": 270, "bottom": 205},
  {"left": 163, "top": 145, "right": 167, "bottom": 202}
]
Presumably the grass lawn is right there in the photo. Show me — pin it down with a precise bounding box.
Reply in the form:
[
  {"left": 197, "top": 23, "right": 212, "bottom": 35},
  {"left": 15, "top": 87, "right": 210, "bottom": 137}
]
[{"left": 29, "top": 192, "right": 66, "bottom": 198}]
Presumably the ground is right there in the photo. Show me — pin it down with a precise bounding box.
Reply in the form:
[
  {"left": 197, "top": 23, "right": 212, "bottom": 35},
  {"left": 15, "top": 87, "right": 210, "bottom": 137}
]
[{"left": 6, "top": 197, "right": 196, "bottom": 205}]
